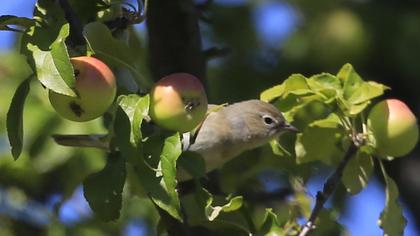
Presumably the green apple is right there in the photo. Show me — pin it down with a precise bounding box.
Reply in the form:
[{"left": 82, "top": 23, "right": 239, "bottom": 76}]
[
  {"left": 49, "top": 56, "right": 117, "bottom": 122},
  {"left": 150, "top": 73, "right": 208, "bottom": 132},
  {"left": 368, "top": 99, "right": 418, "bottom": 157}
]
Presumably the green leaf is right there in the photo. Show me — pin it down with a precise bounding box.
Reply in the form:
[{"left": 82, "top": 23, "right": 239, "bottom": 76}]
[
  {"left": 337, "top": 96, "right": 370, "bottom": 116},
  {"left": 118, "top": 94, "right": 150, "bottom": 145},
  {"left": 113, "top": 107, "right": 183, "bottom": 221},
  {"left": 336, "top": 63, "right": 388, "bottom": 116},
  {"left": 347, "top": 81, "right": 389, "bottom": 105},
  {"left": 307, "top": 73, "right": 341, "bottom": 103},
  {"left": 257, "top": 208, "right": 284, "bottom": 236},
  {"left": 269, "top": 139, "right": 291, "bottom": 157},
  {"left": 182, "top": 190, "right": 250, "bottom": 234},
  {"left": 277, "top": 95, "right": 325, "bottom": 124},
  {"left": 283, "top": 74, "right": 313, "bottom": 96},
  {"left": 206, "top": 196, "right": 243, "bottom": 221},
  {"left": 378, "top": 161, "right": 407, "bottom": 236},
  {"left": 260, "top": 84, "right": 285, "bottom": 102},
  {"left": 83, "top": 22, "right": 151, "bottom": 89},
  {"left": 50, "top": 24, "right": 75, "bottom": 88},
  {"left": 0, "top": 15, "right": 35, "bottom": 32},
  {"left": 307, "top": 73, "right": 341, "bottom": 91},
  {"left": 83, "top": 152, "right": 126, "bottom": 221},
  {"left": 337, "top": 63, "right": 364, "bottom": 101},
  {"left": 196, "top": 187, "right": 243, "bottom": 221},
  {"left": 7, "top": 78, "right": 31, "bottom": 160},
  {"left": 27, "top": 24, "right": 76, "bottom": 96},
  {"left": 160, "top": 133, "right": 182, "bottom": 187},
  {"left": 158, "top": 133, "right": 183, "bottom": 219},
  {"left": 295, "top": 114, "right": 348, "bottom": 165},
  {"left": 260, "top": 74, "right": 313, "bottom": 104},
  {"left": 342, "top": 151, "right": 374, "bottom": 194}
]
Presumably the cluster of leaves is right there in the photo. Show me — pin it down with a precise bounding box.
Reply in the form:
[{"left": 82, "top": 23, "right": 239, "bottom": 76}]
[{"left": 261, "top": 64, "right": 406, "bottom": 235}]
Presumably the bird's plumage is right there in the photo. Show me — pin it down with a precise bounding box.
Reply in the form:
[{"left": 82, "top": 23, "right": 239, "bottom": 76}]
[{"left": 181, "top": 100, "right": 296, "bottom": 177}]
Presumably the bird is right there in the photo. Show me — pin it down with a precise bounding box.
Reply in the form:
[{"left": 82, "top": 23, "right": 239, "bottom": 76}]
[
  {"left": 177, "top": 99, "right": 298, "bottom": 180},
  {"left": 52, "top": 99, "right": 298, "bottom": 180}
]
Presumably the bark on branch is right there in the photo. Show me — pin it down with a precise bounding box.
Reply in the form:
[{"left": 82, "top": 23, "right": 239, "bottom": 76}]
[
  {"left": 58, "top": 0, "right": 85, "bottom": 46},
  {"left": 146, "top": 0, "right": 206, "bottom": 82}
]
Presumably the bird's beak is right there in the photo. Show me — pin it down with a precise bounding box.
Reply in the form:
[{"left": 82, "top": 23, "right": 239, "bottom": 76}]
[{"left": 283, "top": 123, "right": 299, "bottom": 133}]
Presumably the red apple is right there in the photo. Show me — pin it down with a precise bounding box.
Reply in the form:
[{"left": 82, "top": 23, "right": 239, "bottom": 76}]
[
  {"left": 150, "top": 73, "right": 208, "bottom": 132},
  {"left": 368, "top": 99, "right": 418, "bottom": 157},
  {"left": 49, "top": 56, "right": 117, "bottom": 122}
]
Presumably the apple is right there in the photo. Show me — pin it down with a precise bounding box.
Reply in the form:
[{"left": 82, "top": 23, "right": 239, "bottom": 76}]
[
  {"left": 49, "top": 56, "right": 117, "bottom": 122},
  {"left": 368, "top": 99, "right": 418, "bottom": 157},
  {"left": 149, "top": 73, "right": 208, "bottom": 132}
]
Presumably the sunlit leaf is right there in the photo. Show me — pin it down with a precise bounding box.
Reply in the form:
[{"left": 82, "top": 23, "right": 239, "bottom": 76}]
[
  {"left": 336, "top": 64, "right": 388, "bottom": 116},
  {"left": 257, "top": 208, "right": 284, "bottom": 236},
  {"left": 7, "top": 78, "right": 31, "bottom": 160},
  {"left": 50, "top": 24, "right": 75, "bottom": 89},
  {"left": 269, "top": 139, "right": 291, "bottom": 157},
  {"left": 260, "top": 84, "right": 285, "bottom": 102},
  {"left": 83, "top": 152, "right": 126, "bottom": 221},
  {"left": 307, "top": 73, "right": 341, "bottom": 103},
  {"left": 158, "top": 133, "right": 183, "bottom": 220},
  {"left": 283, "top": 74, "right": 313, "bottom": 96},
  {"left": 347, "top": 81, "right": 389, "bottom": 105},
  {"left": 307, "top": 73, "right": 341, "bottom": 91},
  {"left": 118, "top": 94, "right": 149, "bottom": 144},
  {"left": 275, "top": 94, "right": 326, "bottom": 122},
  {"left": 196, "top": 187, "right": 243, "bottom": 221},
  {"left": 337, "top": 96, "right": 370, "bottom": 116},
  {"left": 337, "top": 63, "right": 364, "bottom": 101},
  {"left": 27, "top": 24, "right": 76, "bottom": 96},
  {"left": 295, "top": 114, "right": 348, "bottom": 165}
]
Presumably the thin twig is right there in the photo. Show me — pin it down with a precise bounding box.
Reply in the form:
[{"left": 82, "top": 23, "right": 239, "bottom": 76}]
[
  {"left": 242, "top": 188, "right": 293, "bottom": 203},
  {"left": 203, "top": 47, "right": 230, "bottom": 60},
  {"left": 1, "top": 27, "right": 25, "bottom": 33},
  {"left": 298, "top": 144, "right": 358, "bottom": 236}
]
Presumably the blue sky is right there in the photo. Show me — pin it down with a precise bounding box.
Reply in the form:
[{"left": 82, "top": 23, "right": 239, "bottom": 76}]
[
  {"left": 0, "top": 0, "right": 36, "bottom": 50},
  {"left": 0, "top": 1, "right": 419, "bottom": 235}
]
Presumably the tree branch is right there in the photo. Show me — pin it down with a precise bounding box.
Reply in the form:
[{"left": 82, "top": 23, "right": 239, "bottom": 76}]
[
  {"left": 203, "top": 47, "right": 230, "bottom": 60},
  {"left": 146, "top": 0, "right": 206, "bottom": 82},
  {"left": 57, "top": 0, "right": 85, "bottom": 46},
  {"left": 298, "top": 144, "right": 358, "bottom": 236}
]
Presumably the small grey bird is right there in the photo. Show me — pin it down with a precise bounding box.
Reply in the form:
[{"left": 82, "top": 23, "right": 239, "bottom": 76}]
[{"left": 178, "top": 100, "right": 297, "bottom": 180}]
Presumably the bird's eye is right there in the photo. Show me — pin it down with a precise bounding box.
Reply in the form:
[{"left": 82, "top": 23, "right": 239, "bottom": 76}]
[{"left": 263, "top": 115, "right": 275, "bottom": 125}]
